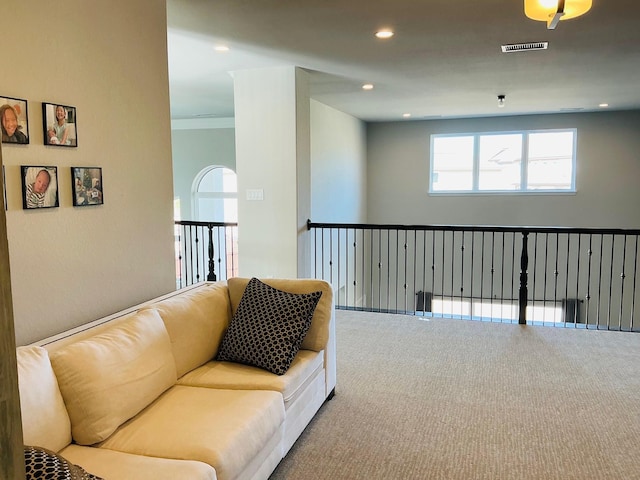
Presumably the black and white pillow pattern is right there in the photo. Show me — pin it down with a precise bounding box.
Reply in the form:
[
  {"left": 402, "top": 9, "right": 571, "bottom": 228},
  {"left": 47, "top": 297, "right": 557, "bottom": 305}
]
[
  {"left": 24, "top": 445, "right": 104, "bottom": 480},
  {"left": 217, "top": 277, "right": 322, "bottom": 375}
]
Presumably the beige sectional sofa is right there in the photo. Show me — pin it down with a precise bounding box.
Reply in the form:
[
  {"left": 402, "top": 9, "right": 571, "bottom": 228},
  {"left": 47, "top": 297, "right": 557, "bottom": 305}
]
[{"left": 17, "top": 277, "right": 336, "bottom": 480}]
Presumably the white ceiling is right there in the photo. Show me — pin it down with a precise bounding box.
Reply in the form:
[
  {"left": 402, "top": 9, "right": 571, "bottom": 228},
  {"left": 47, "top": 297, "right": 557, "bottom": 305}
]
[{"left": 166, "top": 0, "right": 640, "bottom": 122}]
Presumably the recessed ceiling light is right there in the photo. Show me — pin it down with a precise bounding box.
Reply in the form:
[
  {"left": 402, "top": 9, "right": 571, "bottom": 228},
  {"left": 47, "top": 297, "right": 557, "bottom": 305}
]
[
  {"left": 375, "top": 29, "right": 394, "bottom": 39},
  {"left": 599, "top": 103, "right": 609, "bottom": 108},
  {"left": 362, "top": 83, "right": 374, "bottom": 90},
  {"left": 402, "top": 113, "right": 411, "bottom": 118},
  {"left": 214, "top": 45, "right": 229, "bottom": 52}
]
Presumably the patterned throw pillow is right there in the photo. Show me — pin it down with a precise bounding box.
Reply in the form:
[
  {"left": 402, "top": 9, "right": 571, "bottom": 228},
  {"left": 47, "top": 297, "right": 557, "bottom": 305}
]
[
  {"left": 216, "top": 277, "right": 322, "bottom": 375},
  {"left": 24, "top": 445, "right": 104, "bottom": 480}
]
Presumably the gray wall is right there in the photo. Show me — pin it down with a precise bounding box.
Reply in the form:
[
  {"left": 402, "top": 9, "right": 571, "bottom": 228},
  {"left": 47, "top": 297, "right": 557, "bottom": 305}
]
[
  {"left": 171, "top": 127, "right": 236, "bottom": 221},
  {"left": 309, "top": 100, "right": 367, "bottom": 302},
  {"left": 367, "top": 110, "right": 640, "bottom": 228},
  {"left": 311, "top": 100, "right": 367, "bottom": 223},
  {"left": 3, "top": 1, "right": 175, "bottom": 345}
]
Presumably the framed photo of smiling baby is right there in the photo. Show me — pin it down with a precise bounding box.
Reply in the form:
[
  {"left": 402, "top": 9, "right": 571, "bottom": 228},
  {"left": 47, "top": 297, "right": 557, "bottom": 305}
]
[
  {"left": 21, "top": 166, "right": 59, "bottom": 210},
  {"left": 1, "top": 96, "right": 29, "bottom": 144},
  {"left": 42, "top": 102, "right": 77, "bottom": 147}
]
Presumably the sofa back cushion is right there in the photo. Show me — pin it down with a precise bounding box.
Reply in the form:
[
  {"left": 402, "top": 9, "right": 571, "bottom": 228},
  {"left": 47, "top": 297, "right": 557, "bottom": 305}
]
[
  {"left": 227, "top": 278, "right": 333, "bottom": 352},
  {"left": 149, "top": 282, "right": 232, "bottom": 378},
  {"left": 49, "top": 309, "right": 177, "bottom": 445},
  {"left": 17, "top": 345, "right": 72, "bottom": 452}
]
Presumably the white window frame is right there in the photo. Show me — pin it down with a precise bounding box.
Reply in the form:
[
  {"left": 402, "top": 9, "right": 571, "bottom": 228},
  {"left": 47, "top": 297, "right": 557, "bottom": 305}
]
[{"left": 429, "top": 128, "right": 577, "bottom": 194}]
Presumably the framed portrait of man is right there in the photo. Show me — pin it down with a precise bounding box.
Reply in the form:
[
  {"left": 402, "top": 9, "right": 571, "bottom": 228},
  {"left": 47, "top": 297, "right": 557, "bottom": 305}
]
[
  {"left": 21, "top": 166, "right": 59, "bottom": 209},
  {"left": 42, "top": 103, "right": 77, "bottom": 147},
  {"left": 1, "top": 97, "right": 29, "bottom": 145}
]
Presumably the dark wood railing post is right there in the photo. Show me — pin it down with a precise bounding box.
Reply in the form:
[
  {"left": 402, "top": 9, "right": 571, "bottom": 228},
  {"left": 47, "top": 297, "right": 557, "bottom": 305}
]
[
  {"left": 519, "top": 231, "right": 529, "bottom": 324},
  {"left": 207, "top": 224, "right": 216, "bottom": 281}
]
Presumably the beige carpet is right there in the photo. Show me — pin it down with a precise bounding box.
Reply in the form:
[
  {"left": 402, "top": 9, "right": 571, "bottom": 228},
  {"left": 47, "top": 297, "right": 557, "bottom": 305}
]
[{"left": 270, "top": 310, "right": 640, "bottom": 480}]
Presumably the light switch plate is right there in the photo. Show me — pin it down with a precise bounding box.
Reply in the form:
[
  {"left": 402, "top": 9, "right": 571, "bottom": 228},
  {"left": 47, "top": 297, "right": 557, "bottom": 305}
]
[{"left": 246, "top": 189, "right": 264, "bottom": 201}]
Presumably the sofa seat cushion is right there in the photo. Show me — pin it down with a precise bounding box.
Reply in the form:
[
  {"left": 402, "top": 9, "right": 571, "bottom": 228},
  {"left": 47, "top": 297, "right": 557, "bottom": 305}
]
[
  {"left": 17, "top": 346, "right": 72, "bottom": 452},
  {"left": 98, "top": 385, "right": 284, "bottom": 480},
  {"left": 150, "top": 282, "right": 232, "bottom": 377},
  {"left": 177, "top": 349, "right": 324, "bottom": 406},
  {"left": 50, "top": 309, "right": 178, "bottom": 445},
  {"left": 61, "top": 444, "right": 217, "bottom": 480}
]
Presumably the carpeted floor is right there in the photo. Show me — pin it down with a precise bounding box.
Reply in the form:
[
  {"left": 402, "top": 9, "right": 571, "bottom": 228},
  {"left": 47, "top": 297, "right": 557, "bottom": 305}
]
[{"left": 270, "top": 310, "right": 640, "bottom": 480}]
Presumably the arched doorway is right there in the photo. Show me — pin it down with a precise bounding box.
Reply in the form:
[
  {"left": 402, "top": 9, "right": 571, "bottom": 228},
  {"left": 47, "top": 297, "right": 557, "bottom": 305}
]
[{"left": 189, "top": 166, "right": 238, "bottom": 280}]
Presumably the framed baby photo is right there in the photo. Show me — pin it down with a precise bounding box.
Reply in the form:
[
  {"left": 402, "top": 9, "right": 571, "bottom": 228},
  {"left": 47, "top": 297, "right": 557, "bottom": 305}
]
[
  {"left": 1, "top": 96, "right": 29, "bottom": 144},
  {"left": 21, "top": 166, "right": 59, "bottom": 209},
  {"left": 71, "top": 167, "right": 103, "bottom": 207},
  {"left": 42, "top": 102, "right": 77, "bottom": 147}
]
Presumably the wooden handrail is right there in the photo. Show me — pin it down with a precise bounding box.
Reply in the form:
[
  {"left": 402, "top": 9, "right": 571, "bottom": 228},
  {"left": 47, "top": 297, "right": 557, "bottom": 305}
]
[
  {"left": 306, "top": 220, "right": 640, "bottom": 331},
  {"left": 307, "top": 219, "right": 640, "bottom": 236}
]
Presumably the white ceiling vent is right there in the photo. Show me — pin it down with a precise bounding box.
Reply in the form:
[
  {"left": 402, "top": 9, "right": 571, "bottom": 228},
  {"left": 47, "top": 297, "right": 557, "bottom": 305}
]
[{"left": 501, "top": 42, "right": 548, "bottom": 53}]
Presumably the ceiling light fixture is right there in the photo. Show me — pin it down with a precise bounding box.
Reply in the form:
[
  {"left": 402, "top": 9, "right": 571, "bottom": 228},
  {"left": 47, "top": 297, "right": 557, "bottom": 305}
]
[
  {"left": 375, "top": 29, "right": 394, "bottom": 39},
  {"left": 402, "top": 113, "right": 411, "bottom": 118},
  {"left": 599, "top": 103, "right": 609, "bottom": 108},
  {"left": 524, "top": 0, "right": 592, "bottom": 30},
  {"left": 362, "top": 83, "right": 374, "bottom": 90},
  {"left": 214, "top": 45, "right": 229, "bottom": 52},
  {"left": 497, "top": 95, "right": 506, "bottom": 108}
]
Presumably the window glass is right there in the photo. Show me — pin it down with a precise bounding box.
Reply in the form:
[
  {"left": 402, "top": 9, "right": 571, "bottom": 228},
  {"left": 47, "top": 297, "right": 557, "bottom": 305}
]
[
  {"left": 527, "top": 131, "right": 574, "bottom": 190},
  {"left": 198, "top": 167, "right": 237, "bottom": 193},
  {"left": 196, "top": 197, "right": 238, "bottom": 223},
  {"left": 478, "top": 134, "right": 522, "bottom": 191},
  {"left": 431, "top": 136, "right": 474, "bottom": 191}
]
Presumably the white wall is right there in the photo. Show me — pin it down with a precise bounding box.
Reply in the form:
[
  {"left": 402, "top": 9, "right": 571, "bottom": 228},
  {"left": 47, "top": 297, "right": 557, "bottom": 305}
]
[
  {"left": 367, "top": 111, "right": 640, "bottom": 228},
  {"left": 2, "top": 1, "right": 175, "bottom": 345},
  {"left": 171, "top": 124, "right": 236, "bottom": 220},
  {"left": 233, "top": 66, "right": 310, "bottom": 278},
  {"left": 311, "top": 100, "right": 367, "bottom": 222}
]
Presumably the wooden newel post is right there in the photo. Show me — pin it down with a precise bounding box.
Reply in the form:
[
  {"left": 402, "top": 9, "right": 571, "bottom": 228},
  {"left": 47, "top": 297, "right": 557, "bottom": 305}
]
[
  {"left": 0, "top": 146, "right": 26, "bottom": 479},
  {"left": 206, "top": 224, "right": 216, "bottom": 281},
  {"left": 518, "top": 231, "right": 529, "bottom": 325}
]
